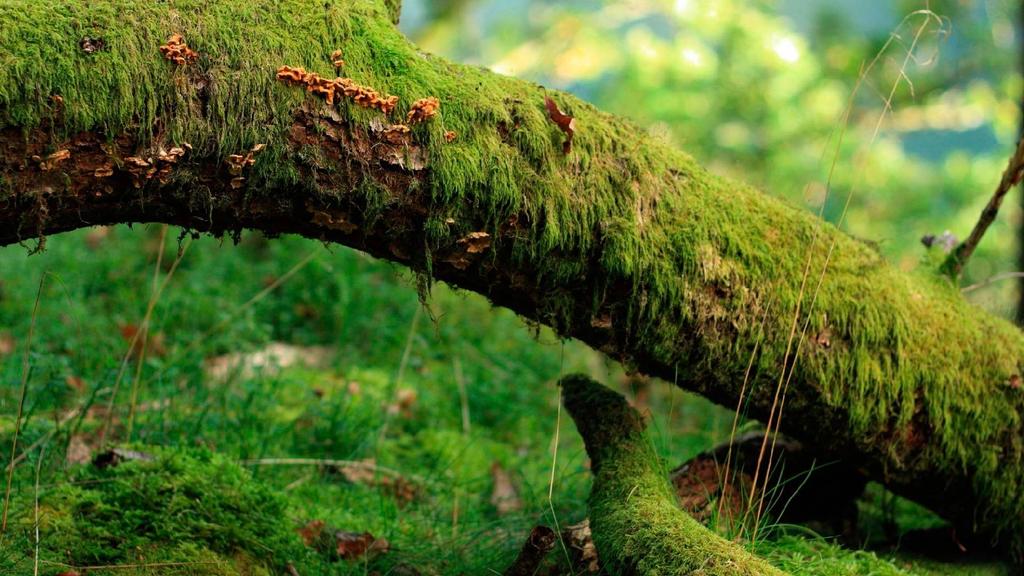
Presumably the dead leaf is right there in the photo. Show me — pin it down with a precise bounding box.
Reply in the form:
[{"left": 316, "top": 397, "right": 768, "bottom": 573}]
[
  {"left": 544, "top": 96, "right": 575, "bottom": 154},
  {"left": 66, "top": 435, "right": 93, "bottom": 465},
  {"left": 0, "top": 332, "right": 14, "bottom": 357},
  {"left": 118, "top": 323, "right": 167, "bottom": 358},
  {"left": 490, "top": 462, "right": 522, "bottom": 515},
  {"left": 563, "top": 520, "right": 600, "bottom": 573},
  {"left": 386, "top": 388, "right": 418, "bottom": 418},
  {"left": 204, "top": 342, "right": 332, "bottom": 382},
  {"left": 333, "top": 459, "right": 419, "bottom": 506},
  {"left": 297, "top": 519, "right": 326, "bottom": 546},
  {"left": 65, "top": 374, "right": 86, "bottom": 393},
  {"left": 336, "top": 531, "right": 389, "bottom": 559},
  {"left": 1010, "top": 375, "right": 1021, "bottom": 389}
]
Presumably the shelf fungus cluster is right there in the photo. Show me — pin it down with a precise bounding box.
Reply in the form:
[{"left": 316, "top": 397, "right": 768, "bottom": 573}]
[
  {"left": 276, "top": 56, "right": 446, "bottom": 152},
  {"left": 276, "top": 65, "right": 399, "bottom": 113},
  {"left": 159, "top": 34, "right": 199, "bottom": 66},
  {"left": 226, "top": 144, "right": 266, "bottom": 189},
  {"left": 406, "top": 97, "right": 439, "bottom": 125},
  {"left": 123, "top": 145, "right": 191, "bottom": 188}
]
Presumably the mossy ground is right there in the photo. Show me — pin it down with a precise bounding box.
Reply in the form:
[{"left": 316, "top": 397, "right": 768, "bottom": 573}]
[{"left": 0, "top": 228, "right": 1011, "bottom": 575}]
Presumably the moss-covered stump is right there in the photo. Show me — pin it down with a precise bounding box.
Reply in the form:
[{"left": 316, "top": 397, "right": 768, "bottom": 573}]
[
  {"left": 561, "top": 374, "right": 788, "bottom": 575},
  {"left": 0, "top": 448, "right": 312, "bottom": 575},
  {"left": 2, "top": 0, "right": 1024, "bottom": 558}
]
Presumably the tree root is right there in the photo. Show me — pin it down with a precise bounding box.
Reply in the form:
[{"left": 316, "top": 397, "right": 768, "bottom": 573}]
[{"left": 560, "top": 374, "right": 788, "bottom": 575}]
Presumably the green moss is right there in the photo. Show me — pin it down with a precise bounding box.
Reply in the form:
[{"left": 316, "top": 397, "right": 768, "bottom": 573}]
[
  {"left": 561, "top": 374, "right": 788, "bottom": 575},
  {"left": 3, "top": 0, "right": 1024, "bottom": 553},
  {"left": 0, "top": 447, "right": 313, "bottom": 575}
]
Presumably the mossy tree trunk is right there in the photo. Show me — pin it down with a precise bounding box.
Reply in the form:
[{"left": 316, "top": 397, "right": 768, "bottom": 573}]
[{"left": 2, "top": 0, "right": 1023, "bottom": 560}]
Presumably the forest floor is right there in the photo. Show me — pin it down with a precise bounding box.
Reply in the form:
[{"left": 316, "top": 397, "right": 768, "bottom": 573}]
[{"left": 0, "top": 226, "right": 1011, "bottom": 575}]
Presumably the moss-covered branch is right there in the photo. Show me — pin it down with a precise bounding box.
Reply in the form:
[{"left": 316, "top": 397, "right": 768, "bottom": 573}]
[
  {"left": 1, "top": 0, "right": 1023, "bottom": 559},
  {"left": 561, "top": 374, "right": 788, "bottom": 575}
]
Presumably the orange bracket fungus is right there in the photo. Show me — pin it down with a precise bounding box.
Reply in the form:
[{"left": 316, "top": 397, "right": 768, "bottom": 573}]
[
  {"left": 406, "top": 97, "right": 440, "bottom": 124},
  {"left": 159, "top": 34, "right": 199, "bottom": 65},
  {"left": 276, "top": 65, "right": 398, "bottom": 114}
]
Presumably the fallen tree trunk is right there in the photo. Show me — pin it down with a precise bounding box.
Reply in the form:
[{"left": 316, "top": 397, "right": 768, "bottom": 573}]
[{"left": 1, "top": 0, "right": 1022, "bottom": 558}]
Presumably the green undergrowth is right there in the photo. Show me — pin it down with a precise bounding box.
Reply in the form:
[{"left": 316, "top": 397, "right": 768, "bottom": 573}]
[
  {"left": 0, "top": 228, "right": 1010, "bottom": 574},
  {"left": 0, "top": 448, "right": 314, "bottom": 575}
]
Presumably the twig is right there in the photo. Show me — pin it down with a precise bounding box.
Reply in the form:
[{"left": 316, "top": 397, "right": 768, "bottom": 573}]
[
  {"left": 945, "top": 136, "right": 1024, "bottom": 277},
  {"left": 126, "top": 225, "right": 168, "bottom": 441},
  {"left": 33, "top": 442, "right": 47, "bottom": 576},
  {"left": 962, "top": 271, "right": 1024, "bottom": 294},
  {"left": 240, "top": 458, "right": 408, "bottom": 479},
  {"left": 2, "top": 272, "right": 45, "bottom": 537}
]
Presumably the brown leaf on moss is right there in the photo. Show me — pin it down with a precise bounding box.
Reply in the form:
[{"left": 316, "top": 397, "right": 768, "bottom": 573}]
[
  {"left": 65, "top": 374, "right": 86, "bottom": 392},
  {"left": 406, "top": 97, "right": 440, "bottom": 124},
  {"left": 297, "top": 519, "right": 326, "bottom": 547},
  {"left": 118, "top": 323, "right": 167, "bottom": 358},
  {"left": 66, "top": 435, "right": 93, "bottom": 465},
  {"left": 544, "top": 96, "right": 575, "bottom": 154},
  {"left": 490, "top": 462, "right": 522, "bottom": 515},
  {"left": 563, "top": 520, "right": 600, "bottom": 573},
  {"left": 336, "top": 531, "right": 389, "bottom": 559},
  {"left": 0, "top": 332, "right": 14, "bottom": 357},
  {"left": 159, "top": 34, "right": 199, "bottom": 66}
]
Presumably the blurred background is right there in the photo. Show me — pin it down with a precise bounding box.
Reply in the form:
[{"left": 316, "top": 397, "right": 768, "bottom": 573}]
[{"left": 0, "top": 0, "right": 1020, "bottom": 573}]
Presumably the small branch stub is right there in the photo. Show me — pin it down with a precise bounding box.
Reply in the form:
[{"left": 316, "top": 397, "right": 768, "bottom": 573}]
[{"left": 944, "top": 136, "right": 1024, "bottom": 278}]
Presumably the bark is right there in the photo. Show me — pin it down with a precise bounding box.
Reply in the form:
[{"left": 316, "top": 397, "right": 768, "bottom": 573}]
[{"left": 1, "top": 0, "right": 1023, "bottom": 559}]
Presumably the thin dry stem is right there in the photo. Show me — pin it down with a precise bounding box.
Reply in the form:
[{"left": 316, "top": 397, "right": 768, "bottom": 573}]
[{"left": 1, "top": 272, "right": 45, "bottom": 538}]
